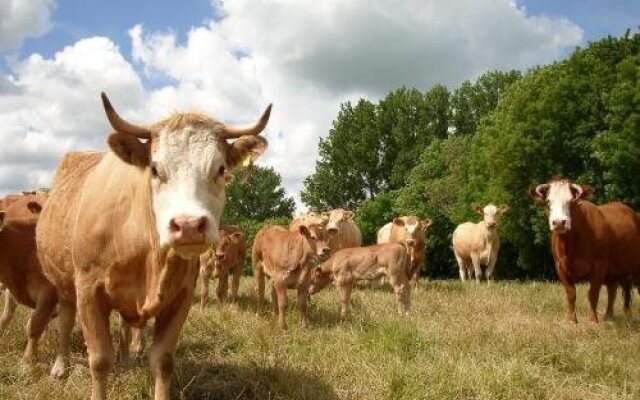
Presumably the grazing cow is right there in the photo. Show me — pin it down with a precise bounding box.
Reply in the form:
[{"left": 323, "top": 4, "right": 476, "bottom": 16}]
[
  {"left": 323, "top": 209, "right": 362, "bottom": 254},
  {"left": 36, "top": 92, "right": 270, "bottom": 400},
  {"left": 309, "top": 243, "right": 411, "bottom": 320},
  {"left": 252, "top": 224, "right": 324, "bottom": 329},
  {"left": 531, "top": 179, "right": 640, "bottom": 322},
  {"left": 0, "top": 193, "right": 58, "bottom": 366},
  {"left": 452, "top": 204, "right": 508, "bottom": 283},
  {"left": 377, "top": 216, "right": 432, "bottom": 285},
  {"left": 199, "top": 225, "right": 247, "bottom": 308}
]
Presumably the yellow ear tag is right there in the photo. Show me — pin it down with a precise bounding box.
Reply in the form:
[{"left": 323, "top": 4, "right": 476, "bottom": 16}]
[{"left": 240, "top": 154, "right": 252, "bottom": 168}]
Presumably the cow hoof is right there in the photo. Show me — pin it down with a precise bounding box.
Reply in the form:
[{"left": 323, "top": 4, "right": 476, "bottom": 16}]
[
  {"left": 50, "top": 358, "right": 67, "bottom": 379},
  {"left": 19, "top": 357, "right": 35, "bottom": 372}
]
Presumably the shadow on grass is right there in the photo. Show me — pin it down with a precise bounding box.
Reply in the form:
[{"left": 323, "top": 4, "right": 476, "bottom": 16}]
[{"left": 175, "top": 359, "right": 340, "bottom": 400}]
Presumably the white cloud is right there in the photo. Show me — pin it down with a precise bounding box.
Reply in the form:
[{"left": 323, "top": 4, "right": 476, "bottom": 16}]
[
  {"left": 0, "top": 0, "right": 583, "bottom": 208},
  {"left": 0, "top": 0, "right": 55, "bottom": 50}
]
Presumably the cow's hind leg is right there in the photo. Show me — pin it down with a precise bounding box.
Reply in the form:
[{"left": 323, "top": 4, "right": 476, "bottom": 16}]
[
  {"left": 230, "top": 264, "right": 241, "bottom": 302},
  {"left": 22, "top": 287, "right": 57, "bottom": 366},
  {"left": 622, "top": 281, "right": 632, "bottom": 317},
  {"left": 0, "top": 290, "right": 17, "bottom": 336},
  {"left": 587, "top": 280, "right": 602, "bottom": 323},
  {"left": 50, "top": 302, "right": 76, "bottom": 378},
  {"left": 337, "top": 281, "right": 353, "bottom": 321},
  {"left": 149, "top": 289, "right": 192, "bottom": 400},
  {"left": 297, "top": 282, "right": 309, "bottom": 328},
  {"left": 118, "top": 317, "right": 132, "bottom": 367},
  {"left": 604, "top": 283, "right": 617, "bottom": 320},
  {"left": 254, "top": 263, "right": 265, "bottom": 314}
]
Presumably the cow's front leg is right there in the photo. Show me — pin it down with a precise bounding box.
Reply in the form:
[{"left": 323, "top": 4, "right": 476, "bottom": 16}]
[
  {"left": 622, "top": 281, "right": 632, "bottom": 317},
  {"left": 50, "top": 301, "right": 76, "bottom": 378},
  {"left": 131, "top": 326, "right": 146, "bottom": 357},
  {"left": 118, "top": 316, "right": 132, "bottom": 367},
  {"left": 149, "top": 289, "right": 192, "bottom": 400},
  {"left": 199, "top": 263, "right": 212, "bottom": 309},
  {"left": 216, "top": 269, "right": 229, "bottom": 305},
  {"left": 273, "top": 278, "right": 288, "bottom": 330},
  {"left": 604, "top": 283, "right": 617, "bottom": 320},
  {"left": 486, "top": 255, "right": 497, "bottom": 282},
  {"left": 337, "top": 280, "right": 353, "bottom": 321},
  {"left": 0, "top": 290, "right": 16, "bottom": 336},
  {"left": 230, "top": 264, "right": 242, "bottom": 302},
  {"left": 587, "top": 280, "right": 601, "bottom": 323},
  {"left": 471, "top": 255, "right": 482, "bottom": 284},
  {"left": 297, "top": 282, "right": 310, "bottom": 328},
  {"left": 561, "top": 280, "right": 578, "bottom": 323},
  {"left": 22, "top": 287, "right": 57, "bottom": 366}
]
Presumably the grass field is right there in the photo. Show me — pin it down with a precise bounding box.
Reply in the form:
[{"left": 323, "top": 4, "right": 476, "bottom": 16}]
[{"left": 0, "top": 278, "right": 639, "bottom": 400}]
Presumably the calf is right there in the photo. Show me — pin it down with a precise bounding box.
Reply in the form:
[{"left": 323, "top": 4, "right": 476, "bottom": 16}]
[
  {"left": 531, "top": 179, "right": 640, "bottom": 322},
  {"left": 199, "top": 226, "right": 246, "bottom": 308},
  {"left": 289, "top": 212, "right": 331, "bottom": 258},
  {"left": 252, "top": 225, "right": 323, "bottom": 329},
  {"left": 452, "top": 204, "right": 508, "bottom": 283},
  {"left": 308, "top": 243, "right": 411, "bottom": 320}
]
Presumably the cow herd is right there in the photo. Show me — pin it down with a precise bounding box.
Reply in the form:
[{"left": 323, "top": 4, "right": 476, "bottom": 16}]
[{"left": 0, "top": 94, "right": 640, "bottom": 400}]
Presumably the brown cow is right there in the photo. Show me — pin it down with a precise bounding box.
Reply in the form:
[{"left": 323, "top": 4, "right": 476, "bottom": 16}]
[
  {"left": 252, "top": 224, "right": 323, "bottom": 329},
  {"left": 531, "top": 179, "right": 640, "bottom": 323},
  {"left": 377, "top": 216, "right": 432, "bottom": 285},
  {"left": 452, "top": 204, "right": 508, "bottom": 283},
  {"left": 309, "top": 243, "right": 411, "bottom": 320},
  {"left": 199, "top": 225, "right": 247, "bottom": 308},
  {"left": 289, "top": 212, "right": 331, "bottom": 258},
  {"left": 36, "top": 92, "right": 270, "bottom": 400},
  {"left": 323, "top": 209, "right": 362, "bottom": 253},
  {"left": 0, "top": 194, "right": 58, "bottom": 366}
]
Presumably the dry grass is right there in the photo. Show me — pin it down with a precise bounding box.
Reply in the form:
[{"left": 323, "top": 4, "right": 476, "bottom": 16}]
[{"left": 1, "top": 279, "right": 639, "bottom": 399}]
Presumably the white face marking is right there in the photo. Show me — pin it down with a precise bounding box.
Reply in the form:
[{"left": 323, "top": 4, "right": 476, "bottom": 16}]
[
  {"left": 546, "top": 181, "right": 574, "bottom": 232},
  {"left": 482, "top": 204, "right": 499, "bottom": 228},
  {"left": 327, "top": 210, "right": 344, "bottom": 232},
  {"left": 151, "top": 125, "right": 224, "bottom": 255}
]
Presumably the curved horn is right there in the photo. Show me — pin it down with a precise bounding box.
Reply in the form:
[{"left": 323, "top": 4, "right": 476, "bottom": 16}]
[
  {"left": 535, "top": 184, "right": 550, "bottom": 198},
  {"left": 570, "top": 183, "right": 583, "bottom": 199},
  {"left": 221, "top": 104, "right": 272, "bottom": 139},
  {"left": 101, "top": 92, "right": 151, "bottom": 139}
]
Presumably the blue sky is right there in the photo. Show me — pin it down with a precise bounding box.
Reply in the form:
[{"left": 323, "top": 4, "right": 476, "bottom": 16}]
[{"left": 0, "top": 0, "right": 638, "bottom": 203}]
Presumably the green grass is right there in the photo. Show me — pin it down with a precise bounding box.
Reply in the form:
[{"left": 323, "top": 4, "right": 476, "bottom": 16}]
[{"left": 1, "top": 279, "right": 639, "bottom": 399}]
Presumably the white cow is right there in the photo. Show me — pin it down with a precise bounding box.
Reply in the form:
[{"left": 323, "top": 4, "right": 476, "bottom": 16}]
[{"left": 452, "top": 204, "right": 508, "bottom": 283}]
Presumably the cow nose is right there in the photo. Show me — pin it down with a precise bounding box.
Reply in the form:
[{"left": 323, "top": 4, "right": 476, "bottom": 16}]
[
  {"left": 327, "top": 227, "right": 338, "bottom": 233},
  {"left": 322, "top": 247, "right": 330, "bottom": 255},
  {"left": 552, "top": 219, "right": 567, "bottom": 230},
  {"left": 216, "top": 253, "right": 225, "bottom": 261},
  {"left": 487, "top": 222, "right": 496, "bottom": 228},
  {"left": 407, "top": 239, "right": 416, "bottom": 246},
  {"left": 169, "top": 216, "right": 209, "bottom": 244}
]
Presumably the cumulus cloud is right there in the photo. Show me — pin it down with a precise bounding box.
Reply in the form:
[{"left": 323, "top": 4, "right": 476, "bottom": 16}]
[
  {"left": 0, "top": 0, "right": 55, "bottom": 51},
  {"left": 0, "top": 0, "right": 583, "bottom": 206}
]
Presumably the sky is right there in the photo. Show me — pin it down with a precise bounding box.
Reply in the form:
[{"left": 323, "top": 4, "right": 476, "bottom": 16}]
[{"left": 0, "top": 0, "right": 638, "bottom": 210}]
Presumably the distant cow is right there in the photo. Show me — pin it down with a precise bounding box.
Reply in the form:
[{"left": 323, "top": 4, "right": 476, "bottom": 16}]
[
  {"left": 36, "top": 92, "right": 270, "bottom": 400},
  {"left": 531, "top": 179, "right": 640, "bottom": 322},
  {"left": 452, "top": 204, "right": 508, "bottom": 283},
  {"left": 309, "top": 243, "right": 411, "bottom": 320},
  {"left": 199, "top": 226, "right": 247, "bottom": 308},
  {"left": 252, "top": 224, "right": 325, "bottom": 329},
  {"left": 377, "top": 216, "right": 432, "bottom": 285},
  {"left": 323, "top": 209, "right": 362, "bottom": 253},
  {"left": 0, "top": 193, "right": 58, "bottom": 366}
]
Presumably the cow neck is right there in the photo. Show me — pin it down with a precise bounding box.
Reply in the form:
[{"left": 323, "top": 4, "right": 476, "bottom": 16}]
[
  {"left": 551, "top": 201, "right": 590, "bottom": 275},
  {"left": 480, "top": 222, "right": 498, "bottom": 244}
]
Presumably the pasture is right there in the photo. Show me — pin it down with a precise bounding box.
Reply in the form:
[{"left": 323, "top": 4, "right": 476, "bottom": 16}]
[{"left": 0, "top": 278, "right": 638, "bottom": 400}]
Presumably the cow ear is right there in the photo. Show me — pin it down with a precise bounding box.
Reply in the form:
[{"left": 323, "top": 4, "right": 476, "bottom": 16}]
[
  {"left": 472, "top": 203, "right": 484, "bottom": 215},
  {"left": 27, "top": 201, "right": 43, "bottom": 214},
  {"left": 107, "top": 133, "right": 150, "bottom": 167},
  {"left": 421, "top": 218, "right": 433, "bottom": 230},
  {"left": 393, "top": 217, "right": 405, "bottom": 227},
  {"left": 298, "top": 225, "right": 311, "bottom": 238},
  {"left": 345, "top": 211, "right": 355, "bottom": 220},
  {"left": 580, "top": 185, "right": 595, "bottom": 199},
  {"left": 531, "top": 184, "right": 549, "bottom": 201},
  {"left": 0, "top": 211, "right": 5, "bottom": 230},
  {"left": 226, "top": 136, "right": 268, "bottom": 170},
  {"left": 498, "top": 204, "right": 510, "bottom": 214}
]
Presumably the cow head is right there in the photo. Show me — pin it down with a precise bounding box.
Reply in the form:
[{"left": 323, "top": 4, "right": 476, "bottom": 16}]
[
  {"left": 308, "top": 265, "right": 333, "bottom": 295},
  {"left": 324, "top": 209, "right": 355, "bottom": 234},
  {"left": 473, "top": 203, "right": 508, "bottom": 230},
  {"left": 101, "top": 93, "right": 270, "bottom": 258},
  {"left": 392, "top": 216, "right": 432, "bottom": 247},
  {"left": 530, "top": 179, "right": 593, "bottom": 233},
  {"left": 214, "top": 230, "right": 243, "bottom": 261},
  {"left": 307, "top": 223, "right": 331, "bottom": 260}
]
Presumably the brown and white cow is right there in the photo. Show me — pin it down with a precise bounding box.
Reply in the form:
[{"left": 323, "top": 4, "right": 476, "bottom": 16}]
[
  {"left": 0, "top": 193, "right": 58, "bottom": 366},
  {"left": 289, "top": 211, "right": 331, "bottom": 258},
  {"left": 36, "top": 92, "right": 270, "bottom": 400},
  {"left": 452, "top": 204, "right": 508, "bottom": 283},
  {"left": 377, "top": 216, "right": 432, "bottom": 285},
  {"left": 322, "top": 209, "right": 362, "bottom": 253},
  {"left": 252, "top": 224, "right": 324, "bottom": 329},
  {"left": 199, "top": 225, "right": 247, "bottom": 308},
  {"left": 531, "top": 179, "right": 640, "bottom": 323},
  {"left": 309, "top": 243, "right": 411, "bottom": 320}
]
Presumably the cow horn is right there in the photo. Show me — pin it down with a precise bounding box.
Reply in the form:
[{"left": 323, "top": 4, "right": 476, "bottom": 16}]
[
  {"left": 101, "top": 92, "right": 151, "bottom": 139},
  {"left": 535, "top": 184, "right": 549, "bottom": 198},
  {"left": 221, "top": 104, "right": 272, "bottom": 139},
  {"left": 570, "top": 183, "right": 583, "bottom": 199}
]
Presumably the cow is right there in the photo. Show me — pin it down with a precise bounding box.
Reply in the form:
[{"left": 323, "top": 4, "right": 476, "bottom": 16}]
[
  {"left": 322, "top": 209, "right": 362, "bottom": 254},
  {"left": 452, "top": 204, "right": 508, "bottom": 283},
  {"left": 377, "top": 216, "right": 432, "bottom": 285},
  {"left": 308, "top": 243, "right": 411, "bottom": 320},
  {"left": 199, "top": 225, "right": 247, "bottom": 308},
  {"left": 531, "top": 179, "right": 640, "bottom": 323},
  {"left": 252, "top": 224, "right": 326, "bottom": 329},
  {"left": 289, "top": 212, "right": 331, "bottom": 258},
  {"left": 0, "top": 193, "right": 58, "bottom": 366},
  {"left": 35, "top": 92, "right": 271, "bottom": 400}
]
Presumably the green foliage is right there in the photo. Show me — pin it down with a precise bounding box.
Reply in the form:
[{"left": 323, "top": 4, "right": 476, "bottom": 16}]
[{"left": 356, "top": 192, "right": 396, "bottom": 245}]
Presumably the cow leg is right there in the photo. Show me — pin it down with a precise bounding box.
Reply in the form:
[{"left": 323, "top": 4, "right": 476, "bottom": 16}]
[
  {"left": 472, "top": 255, "right": 482, "bottom": 284},
  {"left": 297, "top": 277, "right": 310, "bottom": 328},
  {"left": 0, "top": 290, "right": 17, "bottom": 336},
  {"left": 131, "top": 326, "right": 146, "bottom": 357},
  {"left": 389, "top": 274, "right": 410, "bottom": 315},
  {"left": 50, "top": 302, "right": 76, "bottom": 378},
  {"left": 199, "top": 263, "right": 212, "bottom": 309},
  {"left": 622, "top": 281, "right": 632, "bottom": 317},
  {"left": 149, "top": 290, "right": 192, "bottom": 400},
  {"left": 338, "top": 281, "right": 353, "bottom": 321},
  {"left": 270, "top": 283, "right": 278, "bottom": 311},
  {"left": 216, "top": 270, "right": 229, "bottom": 305},
  {"left": 273, "top": 279, "right": 288, "bottom": 330},
  {"left": 455, "top": 255, "right": 466, "bottom": 282},
  {"left": 118, "top": 317, "right": 132, "bottom": 367},
  {"left": 486, "top": 255, "right": 497, "bottom": 282},
  {"left": 604, "top": 283, "right": 617, "bottom": 320},
  {"left": 230, "top": 265, "right": 241, "bottom": 302},
  {"left": 21, "top": 287, "right": 57, "bottom": 366},
  {"left": 254, "top": 264, "right": 265, "bottom": 314},
  {"left": 562, "top": 281, "right": 578, "bottom": 323},
  {"left": 587, "top": 281, "right": 601, "bottom": 323}
]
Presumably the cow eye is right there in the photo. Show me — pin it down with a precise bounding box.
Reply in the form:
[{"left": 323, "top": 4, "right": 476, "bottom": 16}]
[
  {"left": 218, "top": 165, "right": 226, "bottom": 176},
  {"left": 150, "top": 163, "right": 160, "bottom": 178}
]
